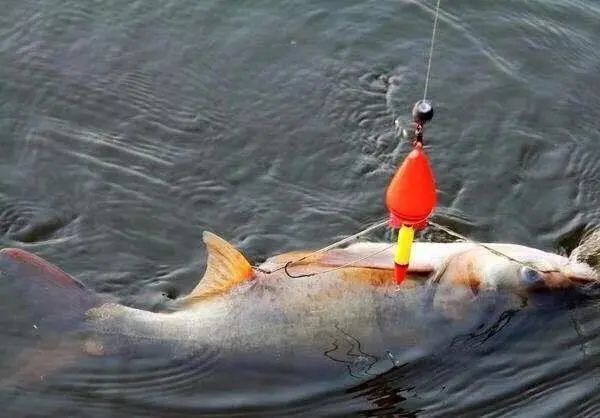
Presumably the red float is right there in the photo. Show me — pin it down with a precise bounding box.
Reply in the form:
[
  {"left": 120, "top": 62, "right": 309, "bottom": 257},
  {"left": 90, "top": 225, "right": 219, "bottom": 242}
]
[{"left": 385, "top": 144, "right": 437, "bottom": 228}]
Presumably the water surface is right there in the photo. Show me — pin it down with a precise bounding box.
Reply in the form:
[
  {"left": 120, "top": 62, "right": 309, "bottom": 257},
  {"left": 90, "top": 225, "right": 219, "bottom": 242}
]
[{"left": 1, "top": 0, "right": 599, "bottom": 416}]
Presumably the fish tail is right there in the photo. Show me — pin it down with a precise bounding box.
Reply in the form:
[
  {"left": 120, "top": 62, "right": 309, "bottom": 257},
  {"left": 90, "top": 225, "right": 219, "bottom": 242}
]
[
  {"left": 0, "top": 248, "right": 104, "bottom": 387},
  {"left": 0, "top": 248, "right": 101, "bottom": 333}
]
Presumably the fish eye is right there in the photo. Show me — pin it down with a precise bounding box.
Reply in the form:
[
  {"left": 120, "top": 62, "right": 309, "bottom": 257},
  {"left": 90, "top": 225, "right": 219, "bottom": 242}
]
[{"left": 520, "top": 267, "right": 543, "bottom": 285}]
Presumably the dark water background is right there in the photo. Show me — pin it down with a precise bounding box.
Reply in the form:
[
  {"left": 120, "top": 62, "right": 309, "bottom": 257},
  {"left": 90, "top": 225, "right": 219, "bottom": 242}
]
[{"left": 1, "top": 0, "right": 600, "bottom": 416}]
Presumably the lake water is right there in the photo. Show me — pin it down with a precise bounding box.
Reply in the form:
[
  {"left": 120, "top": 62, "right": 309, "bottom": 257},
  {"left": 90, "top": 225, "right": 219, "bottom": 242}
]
[{"left": 0, "top": 0, "right": 599, "bottom": 416}]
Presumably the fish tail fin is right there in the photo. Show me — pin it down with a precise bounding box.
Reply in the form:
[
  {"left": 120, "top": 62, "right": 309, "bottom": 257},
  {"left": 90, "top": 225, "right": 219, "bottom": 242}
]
[
  {"left": 0, "top": 248, "right": 103, "bottom": 387},
  {"left": 0, "top": 248, "right": 101, "bottom": 333}
]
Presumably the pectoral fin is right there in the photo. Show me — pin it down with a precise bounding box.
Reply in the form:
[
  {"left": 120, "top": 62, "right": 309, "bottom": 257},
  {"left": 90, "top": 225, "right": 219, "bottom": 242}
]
[{"left": 184, "top": 232, "right": 254, "bottom": 303}]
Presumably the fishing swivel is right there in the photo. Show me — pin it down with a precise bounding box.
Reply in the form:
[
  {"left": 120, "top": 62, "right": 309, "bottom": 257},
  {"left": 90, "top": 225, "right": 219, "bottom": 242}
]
[{"left": 397, "top": 99, "right": 434, "bottom": 147}]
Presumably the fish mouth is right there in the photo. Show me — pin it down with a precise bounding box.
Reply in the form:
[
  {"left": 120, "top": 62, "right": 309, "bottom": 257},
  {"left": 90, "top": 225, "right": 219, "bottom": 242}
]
[
  {"left": 566, "top": 272, "right": 599, "bottom": 286},
  {"left": 530, "top": 270, "right": 599, "bottom": 292},
  {"left": 563, "top": 262, "right": 600, "bottom": 286}
]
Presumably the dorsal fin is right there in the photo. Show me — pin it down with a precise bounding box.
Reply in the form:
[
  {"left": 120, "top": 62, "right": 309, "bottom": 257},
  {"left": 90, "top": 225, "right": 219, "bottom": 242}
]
[{"left": 184, "top": 232, "right": 254, "bottom": 303}]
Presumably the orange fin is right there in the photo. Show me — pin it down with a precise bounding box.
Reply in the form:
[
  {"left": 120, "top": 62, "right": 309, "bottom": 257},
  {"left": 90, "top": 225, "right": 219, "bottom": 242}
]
[{"left": 185, "top": 232, "right": 254, "bottom": 303}]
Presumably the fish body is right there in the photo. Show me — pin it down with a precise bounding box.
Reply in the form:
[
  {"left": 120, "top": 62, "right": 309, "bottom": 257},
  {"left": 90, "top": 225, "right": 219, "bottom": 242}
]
[{"left": 0, "top": 233, "right": 597, "bottom": 361}]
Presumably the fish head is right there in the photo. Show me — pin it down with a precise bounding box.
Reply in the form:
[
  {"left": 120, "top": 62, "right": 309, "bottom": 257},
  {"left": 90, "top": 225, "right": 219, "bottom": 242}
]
[{"left": 436, "top": 245, "right": 599, "bottom": 295}]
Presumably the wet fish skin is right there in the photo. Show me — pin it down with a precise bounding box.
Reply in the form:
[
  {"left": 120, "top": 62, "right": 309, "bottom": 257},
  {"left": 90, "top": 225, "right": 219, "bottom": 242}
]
[{"left": 0, "top": 233, "right": 596, "bottom": 360}]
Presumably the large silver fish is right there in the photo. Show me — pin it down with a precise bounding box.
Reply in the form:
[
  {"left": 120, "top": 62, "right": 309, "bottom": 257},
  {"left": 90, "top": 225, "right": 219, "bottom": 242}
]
[{"left": 0, "top": 232, "right": 597, "bottom": 384}]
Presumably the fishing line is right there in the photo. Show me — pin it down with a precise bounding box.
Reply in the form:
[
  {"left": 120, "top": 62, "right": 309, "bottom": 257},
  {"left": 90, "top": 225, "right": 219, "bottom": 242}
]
[
  {"left": 253, "top": 218, "right": 389, "bottom": 275},
  {"left": 283, "top": 243, "right": 395, "bottom": 279},
  {"left": 423, "top": 0, "right": 442, "bottom": 100},
  {"left": 427, "top": 221, "right": 560, "bottom": 274}
]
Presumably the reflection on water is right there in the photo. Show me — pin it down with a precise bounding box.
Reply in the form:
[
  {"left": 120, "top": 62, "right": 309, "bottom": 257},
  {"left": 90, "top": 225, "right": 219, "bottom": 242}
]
[{"left": 0, "top": 0, "right": 599, "bottom": 416}]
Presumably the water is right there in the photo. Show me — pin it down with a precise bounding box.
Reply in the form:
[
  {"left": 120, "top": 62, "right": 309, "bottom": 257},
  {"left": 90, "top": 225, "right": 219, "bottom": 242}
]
[{"left": 0, "top": 0, "right": 599, "bottom": 416}]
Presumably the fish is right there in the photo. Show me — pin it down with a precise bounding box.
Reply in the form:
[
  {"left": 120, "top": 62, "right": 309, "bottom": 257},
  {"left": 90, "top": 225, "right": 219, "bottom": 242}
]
[{"left": 0, "top": 232, "right": 597, "bottom": 384}]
